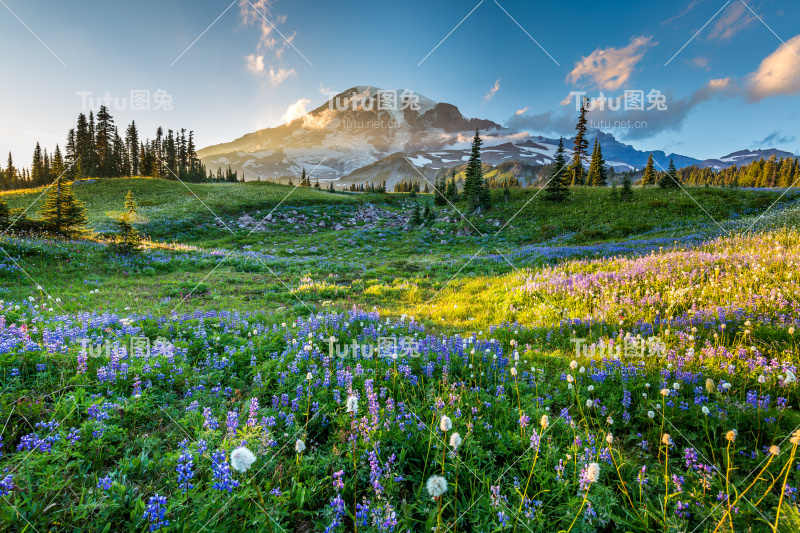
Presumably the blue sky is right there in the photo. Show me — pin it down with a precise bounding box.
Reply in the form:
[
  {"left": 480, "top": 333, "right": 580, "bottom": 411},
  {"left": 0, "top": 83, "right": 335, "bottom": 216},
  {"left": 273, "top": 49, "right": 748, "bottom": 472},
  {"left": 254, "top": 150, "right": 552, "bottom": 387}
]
[{"left": 1, "top": 0, "right": 799, "bottom": 162}]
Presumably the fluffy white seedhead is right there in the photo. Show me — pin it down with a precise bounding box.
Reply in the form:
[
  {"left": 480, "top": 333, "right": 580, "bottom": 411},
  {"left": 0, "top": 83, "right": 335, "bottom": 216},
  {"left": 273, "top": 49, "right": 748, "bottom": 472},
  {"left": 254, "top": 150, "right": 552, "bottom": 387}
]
[
  {"left": 426, "top": 475, "right": 448, "bottom": 498},
  {"left": 439, "top": 415, "right": 452, "bottom": 432},
  {"left": 295, "top": 439, "right": 306, "bottom": 453},
  {"left": 586, "top": 463, "right": 600, "bottom": 483},
  {"left": 230, "top": 447, "right": 257, "bottom": 473},
  {"left": 540, "top": 415, "right": 549, "bottom": 429},
  {"left": 346, "top": 395, "right": 359, "bottom": 414},
  {"left": 449, "top": 432, "right": 462, "bottom": 450}
]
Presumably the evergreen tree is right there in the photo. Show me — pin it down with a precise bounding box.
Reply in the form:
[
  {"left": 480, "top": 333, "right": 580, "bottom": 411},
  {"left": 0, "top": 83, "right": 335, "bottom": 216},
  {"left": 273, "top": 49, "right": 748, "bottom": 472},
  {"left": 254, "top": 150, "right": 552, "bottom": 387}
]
[
  {"left": 587, "top": 138, "right": 607, "bottom": 187},
  {"left": 0, "top": 190, "right": 9, "bottom": 224},
  {"left": 569, "top": 99, "right": 589, "bottom": 186},
  {"left": 52, "top": 145, "right": 64, "bottom": 182},
  {"left": 126, "top": 121, "right": 140, "bottom": 176},
  {"left": 545, "top": 138, "right": 571, "bottom": 202},
  {"left": 463, "top": 129, "right": 489, "bottom": 210},
  {"left": 659, "top": 159, "right": 680, "bottom": 189},
  {"left": 111, "top": 190, "right": 141, "bottom": 253},
  {"left": 5, "top": 153, "right": 15, "bottom": 191},
  {"left": 433, "top": 174, "right": 447, "bottom": 206},
  {"left": 410, "top": 202, "right": 422, "bottom": 225},
  {"left": 620, "top": 174, "right": 633, "bottom": 202},
  {"left": 39, "top": 179, "right": 87, "bottom": 235},
  {"left": 642, "top": 154, "right": 656, "bottom": 186},
  {"left": 32, "top": 143, "right": 44, "bottom": 187}
]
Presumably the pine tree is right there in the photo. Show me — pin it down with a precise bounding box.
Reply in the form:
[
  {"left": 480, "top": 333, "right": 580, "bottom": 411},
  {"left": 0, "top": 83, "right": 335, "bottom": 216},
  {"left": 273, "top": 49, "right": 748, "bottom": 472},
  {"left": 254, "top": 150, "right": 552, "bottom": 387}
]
[
  {"left": 545, "top": 138, "right": 571, "bottom": 202},
  {"left": 126, "top": 121, "right": 140, "bottom": 176},
  {"left": 659, "top": 159, "right": 680, "bottom": 189},
  {"left": 410, "top": 202, "right": 422, "bottom": 225},
  {"left": 463, "top": 129, "right": 489, "bottom": 210},
  {"left": 39, "top": 179, "right": 87, "bottom": 235},
  {"left": 32, "top": 143, "right": 44, "bottom": 187},
  {"left": 642, "top": 154, "right": 656, "bottom": 186},
  {"left": 587, "top": 139, "right": 607, "bottom": 187},
  {"left": 569, "top": 99, "right": 589, "bottom": 186},
  {"left": 112, "top": 190, "right": 141, "bottom": 253},
  {"left": 5, "top": 153, "right": 15, "bottom": 191},
  {"left": 620, "top": 174, "right": 633, "bottom": 202}
]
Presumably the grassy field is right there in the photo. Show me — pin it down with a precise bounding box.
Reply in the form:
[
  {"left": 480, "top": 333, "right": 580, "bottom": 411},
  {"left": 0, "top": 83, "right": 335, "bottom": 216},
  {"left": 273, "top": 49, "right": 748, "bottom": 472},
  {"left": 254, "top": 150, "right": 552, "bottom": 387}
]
[{"left": 1, "top": 178, "right": 800, "bottom": 532}]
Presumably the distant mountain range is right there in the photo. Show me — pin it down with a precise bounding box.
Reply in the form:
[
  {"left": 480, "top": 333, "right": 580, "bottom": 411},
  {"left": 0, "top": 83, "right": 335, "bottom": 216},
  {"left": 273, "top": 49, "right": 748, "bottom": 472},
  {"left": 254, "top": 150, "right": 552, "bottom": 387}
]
[{"left": 197, "top": 86, "right": 797, "bottom": 188}]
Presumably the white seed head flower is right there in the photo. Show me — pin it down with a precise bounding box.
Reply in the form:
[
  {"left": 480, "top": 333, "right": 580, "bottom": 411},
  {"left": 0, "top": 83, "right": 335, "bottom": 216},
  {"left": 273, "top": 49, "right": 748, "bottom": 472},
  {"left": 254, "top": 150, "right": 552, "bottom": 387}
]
[
  {"left": 757, "top": 375, "right": 766, "bottom": 384},
  {"left": 579, "top": 366, "right": 586, "bottom": 374},
  {"left": 295, "top": 439, "right": 306, "bottom": 453},
  {"left": 439, "top": 415, "right": 452, "bottom": 432},
  {"left": 702, "top": 406, "right": 710, "bottom": 415},
  {"left": 586, "top": 462, "right": 600, "bottom": 483},
  {"left": 660, "top": 389, "right": 670, "bottom": 397},
  {"left": 647, "top": 411, "right": 655, "bottom": 419},
  {"left": 587, "top": 385, "right": 594, "bottom": 392},
  {"left": 722, "top": 382, "right": 732, "bottom": 390},
  {"left": 510, "top": 367, "right": 517, "bottom": 377},
  {"left": 789, "top": 327, "right": 795, "bottom": 335},
  {"left": 790, "top": 430, "right": 800, "bottom": 445},
  {"left": 661, "top": 433, "right": 672, "bottom": 446},
  {"left": 605, "top": 434, "right": 613, "bottom": 444},
  {"left": 540, "top": 415, "right": 549, "bottom": 429},
  {"left": 725, "top": 430, "right": 737, "bottom": 443},
  {"left": 672, "top": 382, "right": 680, "bottom": 391},
  {"left": 346, "top": 395, "right": 359, "bottom": 414},
  {"left": 230, "top": 446, "right": 257, "bottom": 473},
  {"left": 606, "top": 417, "right": 614, "bottom": 425},
  {"left": 785, "top": 370, "right": 797, "bottom": 384},
  {"left": 586, "top": 399, "right": 593, "bottom": 409},
  {"left": 426, "top": 475, "right": 448, "bottom": 498},
  {"left": 567, "top": 375, "right": 574, "bottom": 383},
  {"left": 570, "top": 360, "right": 578, "bottom": 370},
  {"left": 306, "top": 372, "right": 313, "bottom": 380},
  {"left": 769, "top": 445, "right": 780, "bottom": 456},
  {"left": 449, "top": 432, "right": 462, "bottom": 450}
]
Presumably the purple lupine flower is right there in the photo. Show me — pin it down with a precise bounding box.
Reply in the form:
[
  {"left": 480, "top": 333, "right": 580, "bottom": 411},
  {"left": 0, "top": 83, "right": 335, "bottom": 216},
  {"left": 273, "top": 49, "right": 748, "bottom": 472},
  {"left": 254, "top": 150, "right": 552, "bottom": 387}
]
[
  {"left": 176, "top": 453, "right": 195, "bottom": 493},
  {"left": 0, "top": 473, "right": 14, "bottom": 496},
  {"left": 143, "top": 494, "right": 169, "bottom": 531},
  {"left": 211, "top": 450, "right": 240, "bottom": 492},
  {"left": 202, "top": 407, "right": 219, "bottom": 430},
  {"left": 97, "top": 475, "right": 113, "bottom": 490}
]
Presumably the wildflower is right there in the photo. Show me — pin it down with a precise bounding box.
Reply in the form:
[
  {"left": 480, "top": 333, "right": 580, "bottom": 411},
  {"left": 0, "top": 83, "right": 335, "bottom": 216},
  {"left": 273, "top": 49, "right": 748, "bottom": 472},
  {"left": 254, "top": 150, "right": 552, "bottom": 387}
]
[
  {"left": 769, "top": 445, "right": 780, "bottom": 456},
  {"left": 346, "top": 395, "right": 359, "bottom": 414},
  {"left": 757, "top": 375, "right": 766, "bottom": 384},
  {"left": 176, "top": 453, "right": 195, "bottom": 492},
  {"left": 143, "top": 494, "right": 169, "bottom": 531},
  {"left": 660, "top": 389, "right": 670, "bottom": 397},
  {"left": 306, "top": 372, "right": 312, "bottom": 380},
  {"left": 426, "top": 475, "right": 448, "bottom": 498},
  {"left": 587, "top": 385, "right": 594, "bottom": 392},
  {"left": 606, "top": 416, "right": 614, "bottom": 425},
  {"left": 662, "top": 434, "right": 672, "bottom": 446},
  {"left": 585, "top": 463, "right": 600, "bottom": 483},
  {"left": 230, "top": 447, "right": 257, "bottom": 473},
  {"left": 97, "top": 475, "right": 113, "bottom": 490},
  {"left": 725, "top": 430, "right": 737, "bottom": 443},
  {"left": 786, "top": 370, "right": 797, "bottom": 384},
  {"left": 605, "top": 434, "right": 613, "bottom": 445},
  {"left": 789, "top": 327, "right": 795, "bottom": 335},
  {"left": 570, "top": 360, "right": 578, "bottom": 369},
  {"left": 295, "top": 439, "right": 306, "bottom": 453},
  {"left": 579, "top": 366, "right": 585, "bottom": 374},
  {"left": 648, "top": 411, "right": 655, "bottom": 419},
  {"left": 439, "top": 415, "right": 452, "bottom": 432},
  {"left": 586, "top": 399, "right": 593, "bottom": 409},
  {"left": 510, "top": 367, "right": 517, "bottom": 377},
  {"left": 672, "top": 382, "right": 680, "bottom": 391},
  {"left": 702, "top": 406, "right": 710, "bottom": 415},
  {"left": 540, "top": 415, "right": 549, "bottom": 429},
  {"left": 567, "top": 375, "right": 574, "bottom": 383},
  {"left": 790, "top": 430, "right": 800, "bottom": 445},
  {"left": 722, "top": 382, "right": 732, "bottom": 390},
  {"left": 449, "top": 432, "right": 462, "bottom": 450}
]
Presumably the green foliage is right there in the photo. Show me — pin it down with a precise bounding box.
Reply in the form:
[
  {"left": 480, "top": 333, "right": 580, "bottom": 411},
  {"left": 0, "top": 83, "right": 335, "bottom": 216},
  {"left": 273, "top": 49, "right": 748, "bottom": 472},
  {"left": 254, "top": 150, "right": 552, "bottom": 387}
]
[
  {"left": 545, "top": 138, "right": 572, "bottom": 202},
  {"left": 38, "top": 180, "right": 88, "bottom": 235},
  {"left": 111, "top": 190, "right": 142, "bottom": 254},
  {"left": 659, "top": 159, "right": 681, "bottom": 190},
  {"left": 463, "top": 129, "right": 490, "bottom": 211}
]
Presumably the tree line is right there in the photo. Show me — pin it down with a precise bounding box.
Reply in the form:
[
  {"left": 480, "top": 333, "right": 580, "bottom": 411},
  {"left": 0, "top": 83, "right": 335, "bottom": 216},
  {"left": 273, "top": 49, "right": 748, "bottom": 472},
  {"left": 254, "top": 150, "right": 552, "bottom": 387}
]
[{"left": 0, "top": 106, "right": 241, "bottom": 190}]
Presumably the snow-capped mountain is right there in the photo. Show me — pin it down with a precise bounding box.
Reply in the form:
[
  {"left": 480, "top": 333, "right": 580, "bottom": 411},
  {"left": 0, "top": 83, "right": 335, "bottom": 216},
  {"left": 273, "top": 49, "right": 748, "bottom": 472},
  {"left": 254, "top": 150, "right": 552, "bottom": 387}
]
[
  {"left": 197, "top": 86, "right": 500, "bottom": 181},
  {"left": 198, "top": 86, "right": 797, "bottom": 185}
]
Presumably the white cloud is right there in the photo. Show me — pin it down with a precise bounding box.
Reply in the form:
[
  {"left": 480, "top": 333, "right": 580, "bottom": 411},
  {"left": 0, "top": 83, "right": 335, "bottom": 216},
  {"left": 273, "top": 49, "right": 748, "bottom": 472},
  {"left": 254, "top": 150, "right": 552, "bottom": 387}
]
[
  {"left": 708, "top": 2, "right": 753, "bottom": 41},
  {"left": 269, "top": 67, "right": 296, "bottom": 87},
  {"left": 746, "top": 35, "right": 800, "bottom": 101},
  {"left": 484, "top": 79, "right": 500, "bottom": 103},
  {"left": 567, "top": 36, "right": 655, "bottom": 91},
  {"left": 282, "top": 98, "right": 311, "bottom": 124},
  {"left": 515, "top": 107, "right": 528, "bottom": 116},
  {"left": 245, "top": 54, "right": 265, "bottom": 74}
]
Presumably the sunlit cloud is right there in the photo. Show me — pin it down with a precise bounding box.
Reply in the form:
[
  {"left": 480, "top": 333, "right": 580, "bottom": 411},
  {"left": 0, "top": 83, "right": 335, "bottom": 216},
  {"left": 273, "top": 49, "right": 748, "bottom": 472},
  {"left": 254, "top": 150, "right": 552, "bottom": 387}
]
[
  {"left": 708, "top": 2, "right": 754, "bottom": 41},
  {"left": 746, "top": 35, "right": 800, "bottom": 101},
  {"left": 515, "top": 107, "right": 528, "bottom": 116},
  {"left": 484, "top": 79, "right": 500, "bottom": 103},
  {"left": 269, "top": 67, "right": 297, "bottom": 87},
  {"left": 567, "top": 36, "right": 655, "bottom": 91}
]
